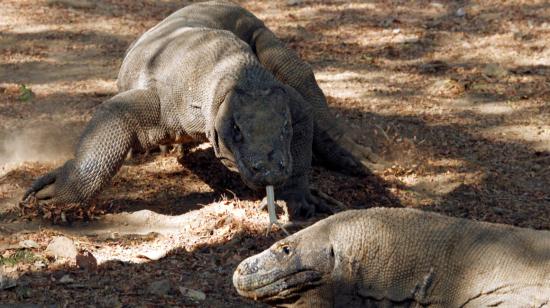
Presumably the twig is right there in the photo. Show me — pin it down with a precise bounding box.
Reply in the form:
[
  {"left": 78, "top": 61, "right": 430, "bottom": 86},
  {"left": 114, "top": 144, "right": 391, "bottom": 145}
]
[{"left": 375, "top": 124, "right": 392, "bottom": 142}]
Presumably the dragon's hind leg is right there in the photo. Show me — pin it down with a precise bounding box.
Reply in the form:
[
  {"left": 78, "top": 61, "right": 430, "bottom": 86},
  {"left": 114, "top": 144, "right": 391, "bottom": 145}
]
[{"left": 251, "top": 28, "right": 386, "bottom": 175}]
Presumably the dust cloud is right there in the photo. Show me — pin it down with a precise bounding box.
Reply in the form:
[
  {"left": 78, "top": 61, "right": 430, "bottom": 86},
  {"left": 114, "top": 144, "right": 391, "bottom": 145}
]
[{"left": 0, "top": 122, "right": 82, "bottom": 174}]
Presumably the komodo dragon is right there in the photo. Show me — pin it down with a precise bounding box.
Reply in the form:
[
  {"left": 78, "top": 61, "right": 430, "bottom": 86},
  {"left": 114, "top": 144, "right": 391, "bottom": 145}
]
[
  {"left": 234, "top": 208, "right": 550, "bottom": 307},
  {"left": 23, "top": 1, "right": 379, "bottom": 218}
]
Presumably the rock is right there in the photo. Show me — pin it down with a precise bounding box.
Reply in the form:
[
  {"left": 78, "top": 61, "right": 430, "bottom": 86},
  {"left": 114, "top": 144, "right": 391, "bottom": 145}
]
[
  {"left": 45, "top": 236, "right": 77, "bottom": 260},
  {"left": 18, "top": 240, "right": 39, "bottom": 249},
  {"left": 287, "top": 0, "right": 303, "bottom": 6},
  {"left": 148, "top": 279, "right": 172, "bottom": 296},
  {"left": 46, "top": 0, "right": 95, "bottom": 9},
  {"left": 0, "top": 271, "right": 17, "bottom": 290},
  {"left": 455, "top": 7, "right": 466, "bottom": 17},
  {"left": 76, "top": 251, "right": 97, "bottom": 271},
  {"left": 483, "top": 63, "right": 508, "bottom": 78},
  {"left": 58, "top": 274, "right": 74, "bottom": 284},
  {"left": 179, "top": 286, "right": 206, "bottom": 301},
  {"left": 137, "top": 250, "right": 167, "bottom": 261}
]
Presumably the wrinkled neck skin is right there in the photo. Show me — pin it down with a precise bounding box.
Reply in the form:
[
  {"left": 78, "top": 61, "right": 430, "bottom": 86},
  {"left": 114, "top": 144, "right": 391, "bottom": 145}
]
[
  {"left": 235, "top": 209, "right": 550, "bottom": 307},
  {"left": 320, "top": 210, "right": 550, "bottom": 307}
]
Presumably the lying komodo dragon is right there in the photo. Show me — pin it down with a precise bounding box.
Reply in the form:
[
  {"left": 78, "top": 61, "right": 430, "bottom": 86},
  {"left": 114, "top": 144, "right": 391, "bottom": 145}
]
[
  {"left": 234, "top": 208, "right": 550, "bottom": 307},
  {"left": 23, "top": 1, "right": 380, "bottom": 218}
]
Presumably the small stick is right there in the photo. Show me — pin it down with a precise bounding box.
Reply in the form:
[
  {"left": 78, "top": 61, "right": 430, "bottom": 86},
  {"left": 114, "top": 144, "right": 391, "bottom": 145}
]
[{"left": 375, "top": 124, "right": 392, "bottom": 142}]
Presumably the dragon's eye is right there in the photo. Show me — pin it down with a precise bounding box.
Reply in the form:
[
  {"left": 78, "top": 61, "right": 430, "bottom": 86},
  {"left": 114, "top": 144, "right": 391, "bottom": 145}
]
[{"left": 281, "top": 245, "right": 291, "bottom": 255}]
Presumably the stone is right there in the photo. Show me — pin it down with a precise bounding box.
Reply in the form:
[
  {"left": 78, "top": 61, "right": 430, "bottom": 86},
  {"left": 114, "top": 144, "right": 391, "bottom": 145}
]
[
  {"left": 483, "top": 63, "right": 508, "bottom": 78},
  {"left": 58, "top": 274, "right": 75, "bottom": 284},
  {"left": 287, "top": 0, "right": 303, "bottom": 6},
  {"left": 179, "top": 286, "right": 206, "bottom": 301},
  {"left": 148, "top": 279, "right": 172, "bottom": 296},
  {"left": 0, "top": 271, "right": 17, "bottom": 290},
  {"left": 18, "top": 240, "right": 39, "bottom": 249},
  {"left": 45, "top": 236, "right": 77, "bottom": 260}
]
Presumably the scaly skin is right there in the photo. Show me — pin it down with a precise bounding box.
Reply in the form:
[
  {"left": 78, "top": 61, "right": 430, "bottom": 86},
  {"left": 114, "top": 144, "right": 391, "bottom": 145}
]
[
  {"left": 234, "top": 208, "right": 550, "bottom": 307},
  {"left": 24, "top": 1, "right": 382, "bottom": 219},
  {"left": 148, "top": 0, "right": 385, "bottom": 173},
  {"left": 24, "top": 24, "right": 324, "bottom": 219}
]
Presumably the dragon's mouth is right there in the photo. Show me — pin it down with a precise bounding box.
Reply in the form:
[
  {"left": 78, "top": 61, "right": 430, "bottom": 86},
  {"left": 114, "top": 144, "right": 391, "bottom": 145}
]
[
  {"left": 219, "top": 156, "right": 239, "bottom": 172},
  {"left": 234, "top": 269, "right": 323, "bottom": 301}
]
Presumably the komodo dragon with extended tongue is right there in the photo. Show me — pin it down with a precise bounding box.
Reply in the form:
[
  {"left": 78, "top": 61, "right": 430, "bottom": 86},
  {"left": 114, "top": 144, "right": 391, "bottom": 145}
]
[
  {"left": 23, "top": 1, "right": 381, "bottom": 218},
  {"left": 234, "top": 208, "right": 550, "bottom": 307}
]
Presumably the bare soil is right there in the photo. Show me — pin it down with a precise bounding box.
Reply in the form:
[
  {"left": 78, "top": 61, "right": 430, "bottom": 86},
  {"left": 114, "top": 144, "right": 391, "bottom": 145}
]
[{"left": 0, "top": 0, "right": 548, "bottom": 306}]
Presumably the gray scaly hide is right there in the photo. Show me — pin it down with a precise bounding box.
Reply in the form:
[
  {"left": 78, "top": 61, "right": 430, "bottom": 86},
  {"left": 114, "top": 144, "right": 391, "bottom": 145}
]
[
  {"left": 24, "top": 2, "right": 354, "bottom": 218},
  {"left": 24, "top": 1, "right": 383, "bottom": 218},
  {"left": 234, "top": 208, "right": 550, "bottom": 307},
  {"left": 150, "top": 0, "right": 384, "bottom": 173}
]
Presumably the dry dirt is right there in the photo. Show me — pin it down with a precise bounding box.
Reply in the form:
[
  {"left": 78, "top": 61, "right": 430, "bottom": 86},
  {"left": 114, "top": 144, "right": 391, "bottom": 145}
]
[{"left": 0, "top": 0, "right": 549, "bottom": 306}]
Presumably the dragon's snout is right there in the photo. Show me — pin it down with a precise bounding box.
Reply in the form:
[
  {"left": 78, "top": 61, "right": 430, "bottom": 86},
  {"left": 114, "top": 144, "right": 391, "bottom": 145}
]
[{"left": 247, "top": 150, "right": 291, "bottom": 186}]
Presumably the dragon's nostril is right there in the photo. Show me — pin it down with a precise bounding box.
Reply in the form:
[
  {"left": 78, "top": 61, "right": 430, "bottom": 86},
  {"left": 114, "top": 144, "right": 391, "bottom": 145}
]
[{"left": 251, "top": 161, "right": 264, "bottom": 173}]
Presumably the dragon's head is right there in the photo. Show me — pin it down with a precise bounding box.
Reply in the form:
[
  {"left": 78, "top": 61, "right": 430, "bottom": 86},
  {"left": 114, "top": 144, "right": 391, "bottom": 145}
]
[
  {"left": 233, "top": 220, "right": 335, "bottom": 304},
  {"left": 211, "top": 86, "right": 293, "bottom": 188}
]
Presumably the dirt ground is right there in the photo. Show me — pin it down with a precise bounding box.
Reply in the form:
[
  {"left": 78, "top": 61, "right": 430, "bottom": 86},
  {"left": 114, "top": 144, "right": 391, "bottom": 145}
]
[{"left": 0, "top": 0, "right": 548, "bottom": 306}]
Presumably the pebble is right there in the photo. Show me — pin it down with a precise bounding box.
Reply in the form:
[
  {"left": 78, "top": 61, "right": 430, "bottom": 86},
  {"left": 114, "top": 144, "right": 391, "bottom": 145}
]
[
  {"left": 59, "top": 274, "right": 75, "bottom": 284},
  {"left": 18, "top": 240, "right": 39, "bottom": 249},
  {"left": 45, "top": 236, "right": 78, "bottom": 260},
  {"left": 287, "top": 0, "right": 303, "bottom": 6},
  {"left": 456, "top": 7, "right": 466, "bottom": 17},
  {"left": 179, "top": 286, "right": 206, "bottom": 301},
  {"left": 148, "top": 279, "right": 172, "bottom": 296},
  {"left": 0, "top": 272, "right": 17, "bottom": 290},
  {"left": 483, "top": 63, "right": 508, "bottom": 78}
]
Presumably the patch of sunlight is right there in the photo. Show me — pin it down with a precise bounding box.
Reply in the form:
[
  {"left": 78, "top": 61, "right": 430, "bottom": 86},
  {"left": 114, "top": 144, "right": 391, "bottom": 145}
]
[
  {"left": 474, "top": 102, "right": 516, "bottom": 115},
  {"left": 4, "top": 24, "right": 53, "bottom": 34},
  {"left": 316, "top": 70, "right": 415, "bottom": 100},
  {"left": 61, "top": 201, "right": 283, "bottom": 265},
  {"left": 422, "top": 158, "right": 465, "bottom": 168},
  {"left": 402, "top": 173, "right": 464, "bottom": 197},
  {"left": 316, "top": 71, "right": 367, "bottom": 82},
  {"left": 29, "top": 79, "right": 117, "bottom": 95},
  {"left": 442, "top": 32, "right": 549, "bottom": 67},
  {"left": 482, "top": 125, "right": 550, "bottom": 152}
]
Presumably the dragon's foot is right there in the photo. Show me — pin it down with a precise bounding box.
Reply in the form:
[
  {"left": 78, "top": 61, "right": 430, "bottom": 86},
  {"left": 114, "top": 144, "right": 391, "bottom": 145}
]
[
  {"left": 339, "top": 135, "right": 389, "bottom": 172},
  {"left": 269, "top": 187, "right": 342, "bottom": 221},
  {"left": 22, "top": 160, "right": 85, "bottom": 205}
]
